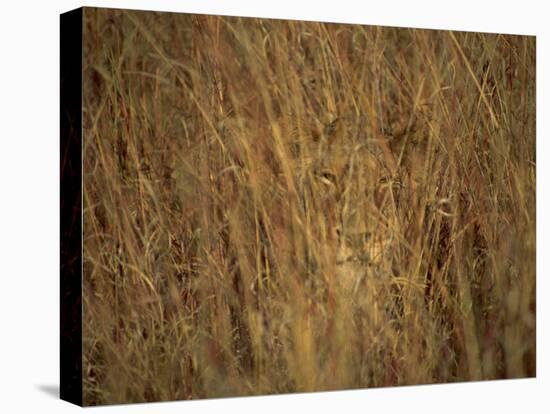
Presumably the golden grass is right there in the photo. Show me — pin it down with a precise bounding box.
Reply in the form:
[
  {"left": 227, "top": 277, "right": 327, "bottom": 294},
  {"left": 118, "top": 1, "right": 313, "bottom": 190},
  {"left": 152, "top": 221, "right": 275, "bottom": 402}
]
[{"left": 81, "top": 8, "right": 535, "bottom": 405}]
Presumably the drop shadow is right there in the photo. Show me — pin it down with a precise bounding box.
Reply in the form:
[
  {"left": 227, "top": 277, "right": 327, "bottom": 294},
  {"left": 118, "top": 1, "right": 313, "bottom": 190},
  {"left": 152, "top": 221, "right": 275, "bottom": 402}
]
[{"left": 36, "top": 384, "right": 59, "bottom": 399}]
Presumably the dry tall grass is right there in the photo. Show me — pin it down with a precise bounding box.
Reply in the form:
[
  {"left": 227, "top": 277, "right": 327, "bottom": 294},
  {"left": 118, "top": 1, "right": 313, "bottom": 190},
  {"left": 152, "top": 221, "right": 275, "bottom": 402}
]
[{"left": 81, "top": 8, "right": 535, "bottom": 405}]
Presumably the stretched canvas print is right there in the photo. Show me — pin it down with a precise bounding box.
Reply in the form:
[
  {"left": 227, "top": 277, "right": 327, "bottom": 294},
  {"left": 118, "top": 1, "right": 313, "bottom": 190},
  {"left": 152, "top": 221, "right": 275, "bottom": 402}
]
[{"left": 60, "top": 6, "right": 536, "bottom": 406}]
